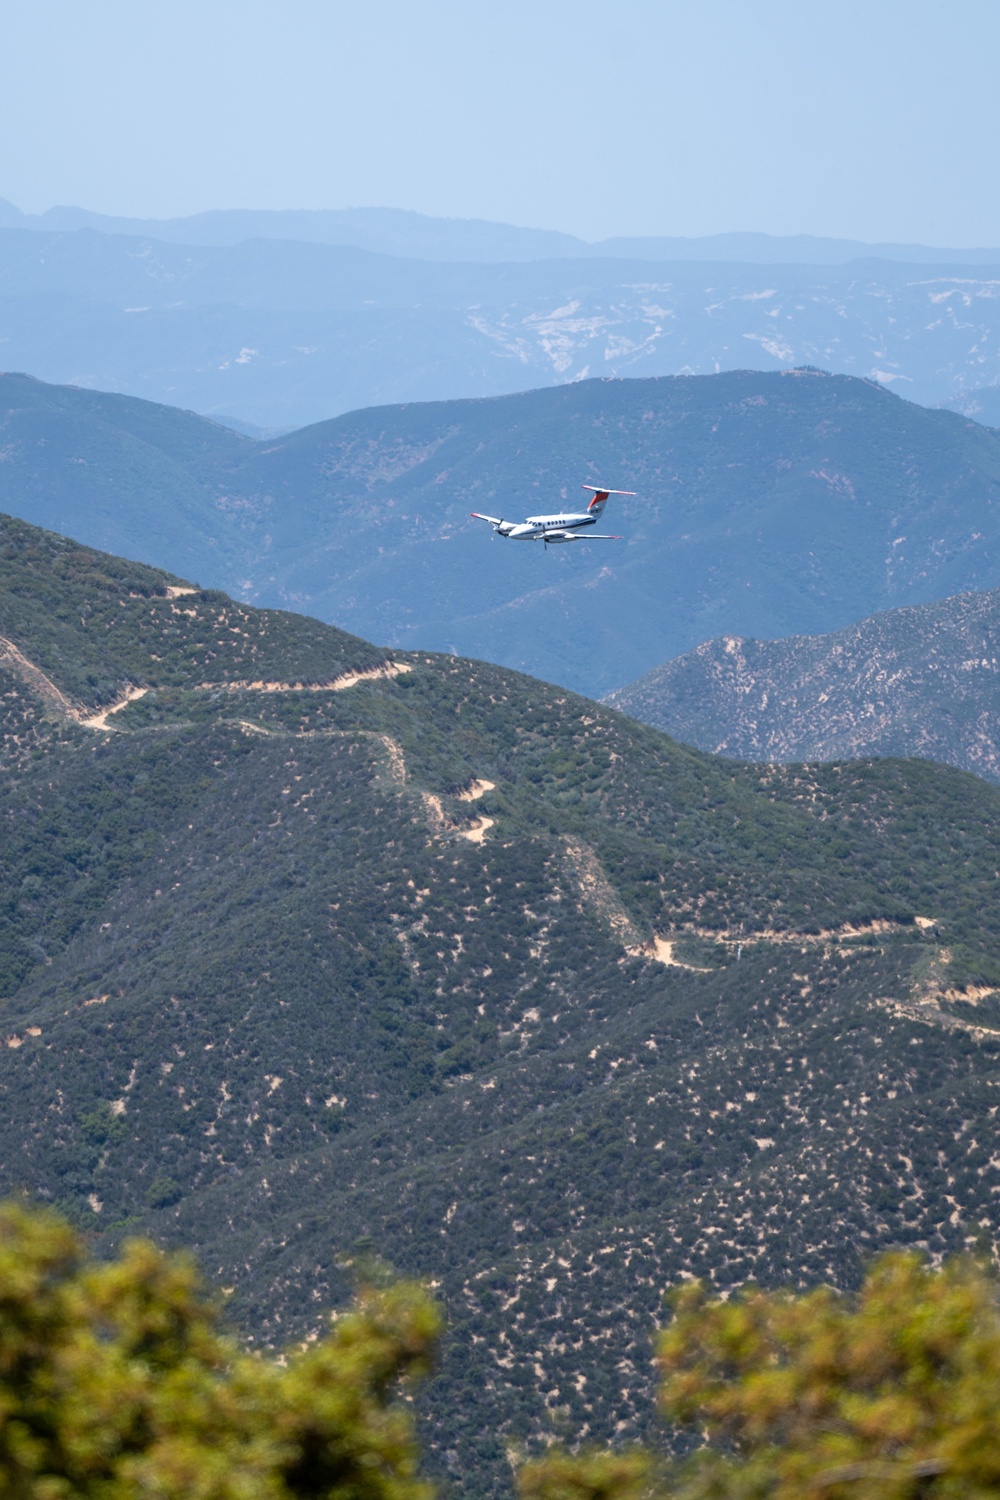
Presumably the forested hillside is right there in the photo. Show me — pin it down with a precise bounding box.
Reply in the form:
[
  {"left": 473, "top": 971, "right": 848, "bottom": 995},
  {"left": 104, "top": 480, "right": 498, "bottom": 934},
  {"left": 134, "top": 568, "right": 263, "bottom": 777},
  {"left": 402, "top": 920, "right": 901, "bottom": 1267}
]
[
  {"left": 5, "top": 368, "right": 1000, "bottom": 695},
  {"left": 606, "top": 586, "right": 1000, "bottom": 783},
  {"left": 1, "top": 511, "right": 1000, "bottom": 1495}
]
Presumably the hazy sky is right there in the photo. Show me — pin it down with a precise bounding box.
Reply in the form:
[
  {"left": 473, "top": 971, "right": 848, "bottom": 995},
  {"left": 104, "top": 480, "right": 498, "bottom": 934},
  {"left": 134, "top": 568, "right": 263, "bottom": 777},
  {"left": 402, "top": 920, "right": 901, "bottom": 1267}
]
[{"left": 3, "top": 0, "right": 999, "bottom": 244}]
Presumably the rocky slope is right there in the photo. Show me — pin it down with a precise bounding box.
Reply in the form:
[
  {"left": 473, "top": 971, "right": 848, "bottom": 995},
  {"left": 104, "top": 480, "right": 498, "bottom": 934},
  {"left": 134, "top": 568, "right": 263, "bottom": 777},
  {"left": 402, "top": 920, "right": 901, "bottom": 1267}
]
[{"left": 605, "top": 587, "right": 1000, "bottom": 783}]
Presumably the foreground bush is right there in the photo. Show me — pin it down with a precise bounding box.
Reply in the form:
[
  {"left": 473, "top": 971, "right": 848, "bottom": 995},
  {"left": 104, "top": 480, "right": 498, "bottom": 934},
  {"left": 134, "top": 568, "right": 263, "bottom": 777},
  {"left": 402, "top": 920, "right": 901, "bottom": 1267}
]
[
  {"left": 0, "top": 1201, "right": 440, "bottom": 1500},
  {"left": 522, "top": 1252, "right": 1000, "bottom": 1500}
]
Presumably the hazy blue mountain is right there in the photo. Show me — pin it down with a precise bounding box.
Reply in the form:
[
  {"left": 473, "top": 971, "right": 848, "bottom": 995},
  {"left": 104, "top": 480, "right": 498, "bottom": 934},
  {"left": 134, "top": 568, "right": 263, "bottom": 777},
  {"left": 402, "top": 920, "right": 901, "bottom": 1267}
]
[
  {"left": 6, "top": 227, "right": 1000, "bottom": 426},
  {"left": 946, "top": 386, "right": 1000, "bottom": 428},
  {"left": 4, "top": 368, "right": 1000, "bottom": 697},
  {"left": 0, "top": 202, "right": 587, "bottom": 260},
  {"left": 4, "top": 197, "right": 1000, "bottom": 265},
  {"left": 0, "top": 372, "right": 251, "bottom": 581},
  {"left": 606, "top": 587, "right": 1000, "bottom": 783},
  {"left": 594, "top": 231, "right": 1000, "bottom": 265}
]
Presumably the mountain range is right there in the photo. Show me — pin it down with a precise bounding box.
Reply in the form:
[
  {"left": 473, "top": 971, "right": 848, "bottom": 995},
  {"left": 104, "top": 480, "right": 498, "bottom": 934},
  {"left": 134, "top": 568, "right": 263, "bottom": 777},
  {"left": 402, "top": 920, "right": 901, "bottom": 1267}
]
[
  {"left": 4, "top": 368, "right": 1000, "bottom": 698},
  {"left": 0, "top": 509, "right": 999, "bottom": 1498},
  {"left": 606, "top": 587, "right": 1000, "bottom": 783},
  {"left": 4, "top": 218, "right": 1000, "bottom": 426},
  {"left": 5, "top": 198, "right": 1000, "bottom": 265}
]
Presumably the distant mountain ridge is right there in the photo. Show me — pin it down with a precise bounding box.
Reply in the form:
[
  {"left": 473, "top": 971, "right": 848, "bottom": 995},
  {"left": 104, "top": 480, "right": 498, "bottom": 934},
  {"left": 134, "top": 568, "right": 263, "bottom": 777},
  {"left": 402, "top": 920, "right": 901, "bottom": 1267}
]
[
  {"left": 3, "top": 197, "right": 1000, "bottom": 265},
  {"left": 605, "top": 588, "right": 1000, "bottom": 782},
  {"left": 4, "top": 368, "right": 1000, "bottom": 697},
  {"left": 5, "top": 216, "right": 1000, "bottom": 426}
]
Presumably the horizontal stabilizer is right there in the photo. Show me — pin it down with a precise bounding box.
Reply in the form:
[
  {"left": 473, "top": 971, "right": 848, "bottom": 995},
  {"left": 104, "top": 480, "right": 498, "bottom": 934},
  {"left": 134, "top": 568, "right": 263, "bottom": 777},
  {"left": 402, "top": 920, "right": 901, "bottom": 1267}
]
[{"left": 580, "top": 485, "right": 636, "bottom": 495}]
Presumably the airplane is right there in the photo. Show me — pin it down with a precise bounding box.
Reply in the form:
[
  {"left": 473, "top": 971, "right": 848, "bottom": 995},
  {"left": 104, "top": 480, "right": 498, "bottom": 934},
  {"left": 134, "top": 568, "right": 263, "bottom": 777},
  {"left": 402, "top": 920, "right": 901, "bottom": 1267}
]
[{"left": 470, "top": 485, "right": 634, "bottom": 545}]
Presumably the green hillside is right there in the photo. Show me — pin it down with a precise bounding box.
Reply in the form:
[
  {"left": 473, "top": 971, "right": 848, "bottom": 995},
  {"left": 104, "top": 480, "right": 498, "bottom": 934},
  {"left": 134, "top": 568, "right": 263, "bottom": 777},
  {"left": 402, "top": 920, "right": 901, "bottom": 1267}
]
[
  {"left": 606, "top": 586, "right": 1000, "bottom": 783},
  {"left": 5, "top": 369, "right": 1000, "bottom": 695},
  {"left": 1, "top": 512, "right": 1000, "bottom": 1496}
]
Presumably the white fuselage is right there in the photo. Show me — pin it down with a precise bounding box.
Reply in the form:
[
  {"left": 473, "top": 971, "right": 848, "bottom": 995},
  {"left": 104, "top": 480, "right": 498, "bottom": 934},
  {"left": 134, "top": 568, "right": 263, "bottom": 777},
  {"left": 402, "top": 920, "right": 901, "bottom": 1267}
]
[{"left": 500, "top": 512, "right": 595, "bottom": 541}]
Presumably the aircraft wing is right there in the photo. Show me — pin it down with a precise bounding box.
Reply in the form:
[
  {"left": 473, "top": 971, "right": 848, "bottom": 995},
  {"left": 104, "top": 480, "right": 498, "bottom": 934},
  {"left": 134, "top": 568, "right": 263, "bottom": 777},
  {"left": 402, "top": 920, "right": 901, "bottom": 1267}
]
[
  {"left": 543, "top": 530, "right": 623, "bottom": 544},
  {"left": 470, "top": 511, "right": 503, "bottom": 525}
]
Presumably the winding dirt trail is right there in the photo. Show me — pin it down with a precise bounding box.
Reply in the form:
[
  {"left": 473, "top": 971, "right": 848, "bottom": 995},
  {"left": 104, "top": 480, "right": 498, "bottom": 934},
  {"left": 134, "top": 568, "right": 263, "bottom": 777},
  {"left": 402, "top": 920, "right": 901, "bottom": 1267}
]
[
  {"left": 196, "top": 661, "right": 413, "bottom": 695},
  {"left": 0, "top": 634, "right": 414, "bottom": 735}
]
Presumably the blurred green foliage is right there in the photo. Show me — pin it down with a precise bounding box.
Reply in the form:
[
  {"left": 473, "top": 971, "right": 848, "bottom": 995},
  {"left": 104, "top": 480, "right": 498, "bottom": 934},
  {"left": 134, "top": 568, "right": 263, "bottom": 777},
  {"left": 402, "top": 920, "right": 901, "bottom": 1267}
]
[
  {"left": 523, "top": 1253, "right": 1000, "bottom": 1500},
  {"left": 0, "top": 1200, "right": 439, "bottom": 1500},
  {"left": 8, "top": 1199, "right": 1000, "bottom": 1500}
]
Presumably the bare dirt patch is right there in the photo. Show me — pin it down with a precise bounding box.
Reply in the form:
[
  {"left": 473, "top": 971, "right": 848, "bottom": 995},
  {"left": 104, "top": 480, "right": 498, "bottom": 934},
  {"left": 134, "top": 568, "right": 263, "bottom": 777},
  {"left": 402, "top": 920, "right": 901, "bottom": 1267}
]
[
  {"left": 628, "top": 936, "right": 711, "bottom": 971},
  {"left": 461, "top": 816, "right": 494, "bottom": 844},
  {"left": 457, "top": 778, "right": 495, "bottom": 802},
  {"left": 419, "top": 789, "right": 493, "bottom": 843},
  {"left": 79, "top": 687, "right": 149, "bottom": 730}
]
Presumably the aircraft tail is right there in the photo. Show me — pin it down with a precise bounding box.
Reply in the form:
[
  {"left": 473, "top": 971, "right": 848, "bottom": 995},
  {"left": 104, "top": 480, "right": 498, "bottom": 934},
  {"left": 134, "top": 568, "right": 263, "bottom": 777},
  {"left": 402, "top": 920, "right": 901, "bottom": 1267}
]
[{"left": 581, "top": 484, "right": 635, "bottom": 517}]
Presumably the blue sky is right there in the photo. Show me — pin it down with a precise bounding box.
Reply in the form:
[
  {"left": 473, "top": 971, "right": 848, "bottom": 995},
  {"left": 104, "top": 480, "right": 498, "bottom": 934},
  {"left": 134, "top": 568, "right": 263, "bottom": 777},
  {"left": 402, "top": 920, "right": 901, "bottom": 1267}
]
[{"left": 2, "top": 0, "right": 998, "bottom": 244}]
